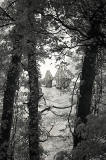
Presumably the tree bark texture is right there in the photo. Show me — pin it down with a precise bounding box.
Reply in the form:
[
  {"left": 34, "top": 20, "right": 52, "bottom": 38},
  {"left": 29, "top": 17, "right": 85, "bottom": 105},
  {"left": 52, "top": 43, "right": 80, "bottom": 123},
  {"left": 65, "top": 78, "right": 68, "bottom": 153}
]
[
  {"left": 73, "top": 5, "right": 104, "bottom": 148},
  {"left": 28, "top": 52, "right": 40, "bottom": 160},
  {"left": 77, "top": 46, "right": 98, "bottom": 119},
  {"left": 0, "top": 2, "right": 23, "bottom": 158},
  {"left": 23, "top": 1, "right": 40, "bottom": 159},
  {"left": 73, "top": 45, "right": 98, "bottom": 147},
  {"left": 0, "top": 52, "right": 22, "bottom": 160}
]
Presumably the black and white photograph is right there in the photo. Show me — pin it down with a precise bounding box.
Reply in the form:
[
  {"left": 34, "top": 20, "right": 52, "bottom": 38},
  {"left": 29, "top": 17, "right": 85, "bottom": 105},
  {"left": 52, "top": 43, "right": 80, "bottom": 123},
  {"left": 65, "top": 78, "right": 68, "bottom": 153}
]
[{"left": 0, "top": 0, "right": 106, "bottom": 160}]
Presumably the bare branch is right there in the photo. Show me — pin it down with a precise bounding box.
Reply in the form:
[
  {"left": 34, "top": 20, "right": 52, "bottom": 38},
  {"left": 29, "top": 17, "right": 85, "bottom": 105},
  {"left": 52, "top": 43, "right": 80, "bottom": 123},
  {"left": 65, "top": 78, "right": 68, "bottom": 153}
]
[
  {"left": 67, "top": 72, "right": 81, "bottom": 136},
  {"left": 50, "top": 110, "right": 67, "bottom": 117},
  {"left": 52, "top": 105, "right": 71, "bottom": 109},
  {"left": 0, "top": 22, "right": 13, "bottom": 28},
  {"left": 51, "top": 15, "right": 88, "bottom": 38},
  {"left": 6, "top": 0, "right": 17, "bottom": 10},
  {"left": 40, "top": 106, "right": 51, "bottom": 114},
  {"left": 39, "top": 125, "right": 54, "bottom": 142},
  {"left": 0, "top": 6, "right": 15, "bottom": 21}
]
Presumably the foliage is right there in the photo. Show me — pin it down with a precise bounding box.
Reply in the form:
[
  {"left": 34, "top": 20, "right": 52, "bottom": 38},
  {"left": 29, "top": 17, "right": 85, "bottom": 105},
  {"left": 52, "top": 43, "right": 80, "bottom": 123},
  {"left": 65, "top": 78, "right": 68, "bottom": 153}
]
[
  {"left": 72, "top": 110, "right": 106, "bottom": 160},
  {"left": 0, "top": 0, "right": 106, "bottom": 160}
]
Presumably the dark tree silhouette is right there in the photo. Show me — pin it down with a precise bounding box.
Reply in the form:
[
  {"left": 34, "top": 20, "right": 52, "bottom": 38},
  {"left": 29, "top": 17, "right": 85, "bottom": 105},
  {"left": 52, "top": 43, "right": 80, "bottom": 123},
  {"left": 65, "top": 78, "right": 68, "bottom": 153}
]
[{"left": 0, "top": 28, "right": 22, "bottom": 160}]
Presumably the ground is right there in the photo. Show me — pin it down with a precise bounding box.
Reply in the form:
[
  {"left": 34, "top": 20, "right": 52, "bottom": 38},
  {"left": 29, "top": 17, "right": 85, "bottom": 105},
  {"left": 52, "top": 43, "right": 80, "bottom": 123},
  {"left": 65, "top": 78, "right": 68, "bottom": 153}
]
[
  {"left": 39, "top": 86, "right": 76, "bottom": 160},
  {"left": 0, "top": 86, "right": 76, "bottom": 160}
]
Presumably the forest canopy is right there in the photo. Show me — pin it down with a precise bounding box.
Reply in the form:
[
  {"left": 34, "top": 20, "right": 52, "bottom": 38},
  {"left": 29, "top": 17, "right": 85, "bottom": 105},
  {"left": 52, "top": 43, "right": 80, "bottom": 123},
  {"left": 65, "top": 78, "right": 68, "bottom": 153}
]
[{"left": 0, "top": 0, "right": 106, "bottom": 160}]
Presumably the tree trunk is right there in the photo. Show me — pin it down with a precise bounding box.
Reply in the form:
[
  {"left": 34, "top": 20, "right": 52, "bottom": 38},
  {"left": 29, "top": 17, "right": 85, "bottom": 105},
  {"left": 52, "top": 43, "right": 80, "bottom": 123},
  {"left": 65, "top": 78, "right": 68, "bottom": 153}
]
[
  {"left": 0, "top": 3, "right": 23, "bottom": 157},
  {"left": 28, "top": 52, "right": 40, "bottom": 160},
  {"left": 73, "top": 9, "right": 103, "bottom": 147},
  {"left": 22, "top": 1, "right": 40, "bottom": 159},
  {"left": 0, "top": 52, "right": 21, "bottom": 160},
  {"left": 73, "top": 45, "right": 98, "bottom": 147}
]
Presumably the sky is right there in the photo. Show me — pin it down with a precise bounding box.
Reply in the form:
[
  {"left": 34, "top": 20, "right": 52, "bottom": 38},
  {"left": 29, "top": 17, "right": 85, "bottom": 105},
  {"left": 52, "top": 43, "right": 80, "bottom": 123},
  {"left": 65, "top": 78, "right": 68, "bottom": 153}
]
[
  {"left": 0, "top": 0, "right": 77, "bottom": 79},
  {"left": 40, "top": 58, "right": 58, "bottom": 78},
  {"left": 0, "top": 0, "right": 4, "bottom": 5},
  {"left": 0, "top": 0, "right": 57, "bottom": 79},
  {"left": 40, "top": 56, "right": 77, "bottom": 79}
]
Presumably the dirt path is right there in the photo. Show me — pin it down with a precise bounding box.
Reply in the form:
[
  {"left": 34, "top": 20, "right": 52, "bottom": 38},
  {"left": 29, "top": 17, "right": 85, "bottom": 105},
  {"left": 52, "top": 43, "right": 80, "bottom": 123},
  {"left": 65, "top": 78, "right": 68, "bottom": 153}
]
[{"left": 40, "top": 86, "right": 74, "bottom": 160}]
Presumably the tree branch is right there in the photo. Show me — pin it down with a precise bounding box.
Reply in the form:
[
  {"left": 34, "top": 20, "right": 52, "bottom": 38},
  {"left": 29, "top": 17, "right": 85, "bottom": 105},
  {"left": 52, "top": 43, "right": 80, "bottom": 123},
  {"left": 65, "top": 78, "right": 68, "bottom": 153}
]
[
  {"left": 40, "top": 106, "right": 51, "bottom": 114},
  {"left": 0, "top": 6, "right": 15, "bottom": 21},
  {"left": 6, "top": 0, "right": 17, "bottom": 10},
  {"left": 51, "top": 14, "right": 88, "bottom": 38},
  {"left": 0, "top": 22, "right": 14, "bottom": 28}
]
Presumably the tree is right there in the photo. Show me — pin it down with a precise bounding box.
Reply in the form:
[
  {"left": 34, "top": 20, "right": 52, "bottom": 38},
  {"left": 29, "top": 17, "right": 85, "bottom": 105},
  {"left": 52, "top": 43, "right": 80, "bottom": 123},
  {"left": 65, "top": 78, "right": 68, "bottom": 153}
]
[
  {"left": 0, "top": 1, "right": 53, "bottom": 159},
  {"left": 46, "top": 0, "right": 106, "bottom": 154},
  {"left": 44, "top": 70, "right": 53, "bottom": 88},
  {"left": 0, "top": 1, "right": 25, "bottom": 159},
  {"left": 71, "top": 0, "right": 106, "bottom": 149},
  {"left": 0, "top": 0, "right": 106, "bottom": 159},
  {"left": 19, "top": 1, "right": 47, "bottom": 159},
  {"left": 0, "top": 28, "right": 22, "bottom": 160}
]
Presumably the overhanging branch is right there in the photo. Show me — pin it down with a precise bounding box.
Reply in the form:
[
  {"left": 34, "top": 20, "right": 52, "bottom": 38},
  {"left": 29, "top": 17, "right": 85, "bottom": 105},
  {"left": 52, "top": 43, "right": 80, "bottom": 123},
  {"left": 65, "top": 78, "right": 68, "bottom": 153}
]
[
  {"left": 0, "top": 6, "right": 15, "bottom": 21},
  {"left": 0, "top": 23, "right": 13, "bottom": 28}
]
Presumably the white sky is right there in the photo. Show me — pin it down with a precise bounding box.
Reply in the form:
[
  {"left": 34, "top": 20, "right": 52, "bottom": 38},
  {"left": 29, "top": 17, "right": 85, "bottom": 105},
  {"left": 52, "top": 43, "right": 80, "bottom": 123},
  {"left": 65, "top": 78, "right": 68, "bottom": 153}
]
[
  {"left": 40, "top": 56, "right": 77, "bottom": 79},
  {"left": 0, "top": 0, "right": 4, "bottom": 5},
  {"left": 0, "top": 0, "right": 78, "bottom": 78},
  {"left": 40, "top": 58, "right": 58, "bottom": 78}
]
